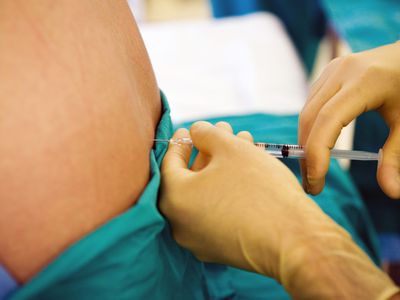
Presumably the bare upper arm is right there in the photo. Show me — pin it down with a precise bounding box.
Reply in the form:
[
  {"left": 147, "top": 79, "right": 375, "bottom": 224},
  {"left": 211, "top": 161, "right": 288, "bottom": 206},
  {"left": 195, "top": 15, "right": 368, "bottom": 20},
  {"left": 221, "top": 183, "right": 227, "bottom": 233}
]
[{"left": 0, "top": 0, "right": 161, "bottom": 282}]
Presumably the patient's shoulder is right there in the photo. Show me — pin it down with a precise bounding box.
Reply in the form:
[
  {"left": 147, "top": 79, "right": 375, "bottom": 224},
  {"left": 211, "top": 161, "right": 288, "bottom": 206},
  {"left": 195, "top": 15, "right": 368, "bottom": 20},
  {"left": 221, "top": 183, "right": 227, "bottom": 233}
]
[
  {"left": 0, "top": 0, "right": 160, "bottom": 283},
  {"left": 0, "top": 91, "right": 157, "bottom": 282}
]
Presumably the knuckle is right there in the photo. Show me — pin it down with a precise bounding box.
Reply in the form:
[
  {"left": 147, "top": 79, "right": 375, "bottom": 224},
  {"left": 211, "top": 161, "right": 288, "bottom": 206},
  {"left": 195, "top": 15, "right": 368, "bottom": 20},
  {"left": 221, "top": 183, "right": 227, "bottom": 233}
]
[
  {"left": 298, "top": 109, "right": 314, "bottom": 137},
  {"left": 326, "top": 57, "right": 343, "bottom": 69},
  {"left": 237, "top": 130, "right": 252, "bottom": 138},
  {"left": 362, "top": 64, "right": 384, "bottom": 83},
  {"left": 365, "top": 64, "right": 380, "bottom": 75},
  {"left": 215, "top": 121, "right": 231, "bottom": 127},
  {"left": 215, "top": 121, "right": 233, "bottom": 133},
  {"left": 191, "top": 121, "right": 211, "bottom": 135},
  {"left": 330, "top": 57, "right": 342, "bottom": 65},
  {"left": 299, "top": 108, "right": 312, "bottom": 127},
  {"left": 316, "top": 105, "right": 347, "bottom": 131},
  {"left": 317, "top": 107, "right": 334, "bottom": 121},
  {"left": 228, "top": 138, "right": 252, "bottom": 155},
  {"left": 339, "top": 54, "right": 357, "bottom": 69}
]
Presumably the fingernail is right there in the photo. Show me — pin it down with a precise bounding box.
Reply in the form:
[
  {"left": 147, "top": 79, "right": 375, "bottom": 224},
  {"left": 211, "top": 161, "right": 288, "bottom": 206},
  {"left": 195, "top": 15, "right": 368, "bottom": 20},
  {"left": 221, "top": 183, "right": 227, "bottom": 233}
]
[{"left": 306, "top": 176, "right": 318, "bottom": 187}]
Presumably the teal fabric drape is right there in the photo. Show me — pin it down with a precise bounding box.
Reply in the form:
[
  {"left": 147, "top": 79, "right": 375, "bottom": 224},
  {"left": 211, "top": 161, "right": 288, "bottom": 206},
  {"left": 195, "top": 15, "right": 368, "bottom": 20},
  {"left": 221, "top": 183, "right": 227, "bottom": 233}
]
[{"left": 11, "top": 93, "right": 380, "bottom": 299}]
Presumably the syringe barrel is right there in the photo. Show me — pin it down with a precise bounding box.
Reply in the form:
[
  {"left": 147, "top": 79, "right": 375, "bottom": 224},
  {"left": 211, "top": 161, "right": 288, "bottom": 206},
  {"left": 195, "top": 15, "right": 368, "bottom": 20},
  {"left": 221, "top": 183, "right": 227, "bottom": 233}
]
[{"left": 330, "top": 149, "right": 379, "bottom": 161}]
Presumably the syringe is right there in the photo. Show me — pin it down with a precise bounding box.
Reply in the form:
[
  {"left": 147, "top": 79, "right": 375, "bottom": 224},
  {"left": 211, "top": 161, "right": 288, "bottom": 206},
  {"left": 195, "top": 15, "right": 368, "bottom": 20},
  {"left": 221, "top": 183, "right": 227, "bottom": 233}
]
[{"left": 154, "top": 138, "right": 380, "bottom": 161}]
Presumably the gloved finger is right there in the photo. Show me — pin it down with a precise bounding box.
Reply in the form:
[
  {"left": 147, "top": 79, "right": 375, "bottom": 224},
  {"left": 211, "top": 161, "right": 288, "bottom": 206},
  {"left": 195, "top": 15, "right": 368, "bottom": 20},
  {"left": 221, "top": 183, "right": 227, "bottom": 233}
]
[
  {"left": 299, "top": 57, "right": 345, "bottom": 146},
  {"left": 189, "top": 121, "right": 233, "bottom": 156},
  {"left": 299, "top": 70, "right": 342, "bottom": 191},
  {"left": 215, "top": 121, "right": 234, "bottom": 133},
  {"left": 237, "top": 131, "right": 254, "bottom": 143},
  {"left": 162, "top": 128, "right": 193, "bottom": 174},
  {"left": 377, "top": 125, "right": 400, "bottom": 199},
  {"left": 307, "top": 57, "right": 341, "bottom": 102},
  {"left": 299, "top": 86, "right": 342, "bottom": 192},
  {"left": 299, "top": 75, "right": 342, "bottom": 148},
  {"left": 191, "top": 121, "right": 233, "bottom": 171},
  {"left": 303, "top": 86, "right": 368, "bottom": 195},
  {"left": 299, "top": 159, "right": 309, "bottom": 192}
]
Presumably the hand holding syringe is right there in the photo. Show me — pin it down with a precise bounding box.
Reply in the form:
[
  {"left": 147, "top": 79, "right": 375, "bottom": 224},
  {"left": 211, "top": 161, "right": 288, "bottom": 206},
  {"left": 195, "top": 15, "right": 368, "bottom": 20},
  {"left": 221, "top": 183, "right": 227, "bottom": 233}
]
[
  {"left": 158, "top": 120, "right": 399, "bottom": 300},
  {"left": 154, "top": 138, "right": 380, "bottom": 161}
]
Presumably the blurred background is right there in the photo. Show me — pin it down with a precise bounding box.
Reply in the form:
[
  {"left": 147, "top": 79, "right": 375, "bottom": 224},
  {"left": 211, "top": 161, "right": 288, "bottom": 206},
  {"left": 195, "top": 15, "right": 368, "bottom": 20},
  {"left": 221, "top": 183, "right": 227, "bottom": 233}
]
[
  {"left": 128, "top": 0, "right": 210, "bottom": 21},
  {"left": 128, "top": 0, "right": 400, "bottom": 284}
]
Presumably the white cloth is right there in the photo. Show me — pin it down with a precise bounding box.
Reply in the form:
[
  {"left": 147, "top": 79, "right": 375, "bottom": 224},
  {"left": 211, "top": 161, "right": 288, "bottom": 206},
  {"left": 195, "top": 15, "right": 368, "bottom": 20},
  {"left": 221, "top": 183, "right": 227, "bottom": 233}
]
[{"left": 139, "top": 13, "right": 308, "bottom": 123}]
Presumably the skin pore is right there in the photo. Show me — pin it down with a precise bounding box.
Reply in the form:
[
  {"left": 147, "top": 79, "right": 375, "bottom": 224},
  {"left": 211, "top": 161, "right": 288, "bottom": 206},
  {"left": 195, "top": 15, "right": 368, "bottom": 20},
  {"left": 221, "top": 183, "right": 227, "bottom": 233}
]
[{"left": 0, "top": 0, "right": 160, "bottom": 282}]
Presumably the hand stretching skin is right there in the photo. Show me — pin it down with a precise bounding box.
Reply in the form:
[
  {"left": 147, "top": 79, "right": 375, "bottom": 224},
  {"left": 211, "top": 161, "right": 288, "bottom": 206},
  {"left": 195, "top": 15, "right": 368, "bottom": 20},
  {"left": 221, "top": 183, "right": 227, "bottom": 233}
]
[
  {"left": 298, "top": 42, "right": 400, "bottom": 197},
  {"left": 160, "top": 121, "right": 399, "bottom": 299}
]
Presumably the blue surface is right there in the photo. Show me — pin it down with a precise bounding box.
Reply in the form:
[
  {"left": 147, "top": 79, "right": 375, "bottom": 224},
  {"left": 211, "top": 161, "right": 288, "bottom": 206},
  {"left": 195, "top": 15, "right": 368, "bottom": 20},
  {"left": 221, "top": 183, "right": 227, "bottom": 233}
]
[
  {"left": 0, "top": 265, "right": 17, "bottom": 300},
  {"left": 379, "top": 234, "right": 400, "bottom": 262}
]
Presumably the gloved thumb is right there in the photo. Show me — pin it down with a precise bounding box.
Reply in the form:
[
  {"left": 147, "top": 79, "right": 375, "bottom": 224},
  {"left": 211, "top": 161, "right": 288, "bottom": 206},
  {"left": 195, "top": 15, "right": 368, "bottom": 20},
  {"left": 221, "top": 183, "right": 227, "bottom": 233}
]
[
  {"left": 162, "top": 128, "right": 192, "bottom": 174},
  {"left": 377, "top": 126, "right": 400, "bottom": 199}
]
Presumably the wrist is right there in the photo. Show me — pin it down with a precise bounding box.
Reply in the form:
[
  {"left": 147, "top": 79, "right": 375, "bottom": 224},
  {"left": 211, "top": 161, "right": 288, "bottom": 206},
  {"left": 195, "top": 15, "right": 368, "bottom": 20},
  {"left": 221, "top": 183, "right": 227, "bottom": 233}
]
[
  {"left": 246, "top": 193, "right": 332, "bottom": 279},
  {"left": 280, "top": 219, "right": 399, "bottom": 299}
]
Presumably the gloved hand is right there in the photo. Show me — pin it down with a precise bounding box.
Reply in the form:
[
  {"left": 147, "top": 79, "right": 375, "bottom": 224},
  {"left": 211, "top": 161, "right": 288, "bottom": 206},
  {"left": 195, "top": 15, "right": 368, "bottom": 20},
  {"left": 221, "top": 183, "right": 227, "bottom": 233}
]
[
  {"left": 160, "top": 121, "right": 399, "bottom": 299},
  {"left": 299, "top": 42, "right": 400, "bottom": 198}
]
